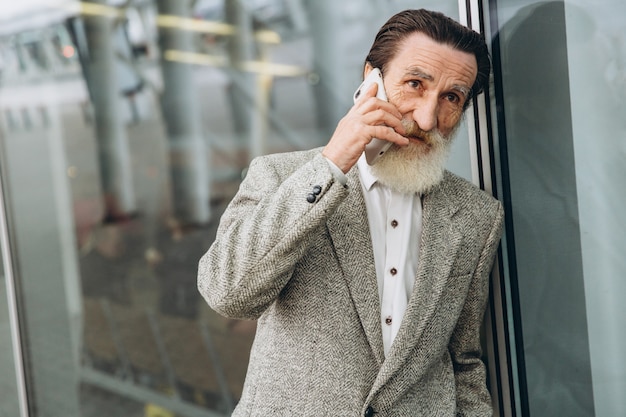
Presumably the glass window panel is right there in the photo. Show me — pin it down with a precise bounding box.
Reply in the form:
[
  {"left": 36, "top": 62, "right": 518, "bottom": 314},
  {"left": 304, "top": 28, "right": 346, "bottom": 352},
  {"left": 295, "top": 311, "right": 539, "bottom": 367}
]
[
  {"left": 492, "top": 0, "right": 626, "bottom": 415},
  {"left": 0, "top": 1, "right": 476, "bottom": 415},
  {"left": 564, "top": 1, "right": 626, "bottom": 415}
]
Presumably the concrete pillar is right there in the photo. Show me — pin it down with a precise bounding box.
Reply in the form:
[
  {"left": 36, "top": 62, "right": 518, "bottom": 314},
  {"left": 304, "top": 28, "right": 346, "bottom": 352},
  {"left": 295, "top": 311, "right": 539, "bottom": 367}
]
[
  {"left": 224, "top": 0, "right": 257, "bottom": 142},
  {"left": 283, "top": 0, "right": 310, "bottom": 34},
  {"left": 82, "top": 0, "right": 137, "bottom": 219},
  {"left": 249, "top": 45, "right": 273, "bottom": 159},
  {"left": 155, "top": 0, "right": 211, "bottom": 225},
  {"left": 304, "top": 0, "right": 353, "bottom": 136}
]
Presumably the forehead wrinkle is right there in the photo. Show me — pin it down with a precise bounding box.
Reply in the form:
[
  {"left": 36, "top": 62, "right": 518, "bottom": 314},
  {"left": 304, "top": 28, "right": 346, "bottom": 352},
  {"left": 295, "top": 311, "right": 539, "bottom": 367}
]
[{"left": 394, "top": 35, "right": 477, "bottom": 89}]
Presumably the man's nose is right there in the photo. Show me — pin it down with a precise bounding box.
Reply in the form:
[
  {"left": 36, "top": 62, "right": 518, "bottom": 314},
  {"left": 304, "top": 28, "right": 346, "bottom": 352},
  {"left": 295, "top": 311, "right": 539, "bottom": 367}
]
[{"left": 412, "top": 96, "right": 438, "bottom": 132}]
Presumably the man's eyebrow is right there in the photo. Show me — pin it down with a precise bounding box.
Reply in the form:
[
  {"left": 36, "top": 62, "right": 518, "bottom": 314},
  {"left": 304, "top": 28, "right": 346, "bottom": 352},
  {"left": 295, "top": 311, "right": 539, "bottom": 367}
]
[
  {"left": 451, "top": 84, "right": 471, "bottom": 98},
  {"left": 405, "top": 67, "right": 433, "bottom": 81}
]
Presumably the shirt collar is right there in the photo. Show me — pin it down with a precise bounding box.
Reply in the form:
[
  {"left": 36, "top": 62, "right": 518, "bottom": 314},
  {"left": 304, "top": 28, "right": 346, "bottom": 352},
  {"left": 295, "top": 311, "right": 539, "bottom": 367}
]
[{"left": 357, "top": 153, "right": 378, "bottom": 191}]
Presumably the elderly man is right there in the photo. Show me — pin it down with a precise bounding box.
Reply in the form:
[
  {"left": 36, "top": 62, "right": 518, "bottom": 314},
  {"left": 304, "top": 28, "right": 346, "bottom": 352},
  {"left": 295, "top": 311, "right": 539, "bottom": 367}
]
[{"left": 198, "top": 8, "right": 503, "bottom": 416}]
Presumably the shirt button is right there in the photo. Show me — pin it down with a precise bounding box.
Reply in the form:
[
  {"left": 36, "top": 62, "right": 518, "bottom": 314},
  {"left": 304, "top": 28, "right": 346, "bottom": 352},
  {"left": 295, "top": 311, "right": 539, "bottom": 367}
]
[
  {"left": 385, "top": 317, "right": 392, "bottom": 325},
  {"left": 391, "top": 219, "right": 398, "bottom": 228},
  {"left": 390, "top": 267, "right": 397, "bottom": 276},
  {"left": 364, "top": 406, "right": 375, "bottom": 417}
]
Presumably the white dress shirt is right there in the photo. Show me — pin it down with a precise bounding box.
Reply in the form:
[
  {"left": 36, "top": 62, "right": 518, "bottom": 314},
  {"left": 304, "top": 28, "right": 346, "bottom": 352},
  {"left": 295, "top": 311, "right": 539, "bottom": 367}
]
[{"left": 356, "top": 155, "right": 423, "bottom": 356}]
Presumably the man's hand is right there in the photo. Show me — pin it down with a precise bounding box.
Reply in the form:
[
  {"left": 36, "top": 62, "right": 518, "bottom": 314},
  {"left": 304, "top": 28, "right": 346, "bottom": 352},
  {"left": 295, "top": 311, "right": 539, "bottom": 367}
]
[{"left": 322, "top": 83, "right": 408, "bottom": 173}]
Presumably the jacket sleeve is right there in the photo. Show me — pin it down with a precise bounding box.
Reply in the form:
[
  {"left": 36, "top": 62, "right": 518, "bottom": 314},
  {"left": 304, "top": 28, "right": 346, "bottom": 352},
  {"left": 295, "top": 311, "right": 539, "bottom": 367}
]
[
  {"left": 197, "top": 151, "right": 349, "bottom": 320},
  {"left": 450, "top": 201, "right": 504, "bottom": 417}
]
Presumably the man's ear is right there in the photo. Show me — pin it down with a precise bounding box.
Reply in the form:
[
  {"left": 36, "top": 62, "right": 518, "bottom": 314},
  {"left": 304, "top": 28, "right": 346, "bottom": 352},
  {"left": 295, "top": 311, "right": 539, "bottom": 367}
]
[{"left": 363, "top": 62, "right": 374, "bottom": 80}]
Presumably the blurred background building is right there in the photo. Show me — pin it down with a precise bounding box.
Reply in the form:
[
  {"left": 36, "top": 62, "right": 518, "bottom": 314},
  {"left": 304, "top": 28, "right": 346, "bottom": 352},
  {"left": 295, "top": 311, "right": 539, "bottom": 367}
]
[{"left": 0, "top": 0, "right": 624, "bottom": 416}]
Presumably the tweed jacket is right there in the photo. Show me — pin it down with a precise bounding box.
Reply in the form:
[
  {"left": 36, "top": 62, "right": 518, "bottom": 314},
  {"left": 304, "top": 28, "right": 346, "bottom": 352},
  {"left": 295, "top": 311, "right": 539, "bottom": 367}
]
[{"left": 198, "top": 148, "right": 504, "bottom": 416}]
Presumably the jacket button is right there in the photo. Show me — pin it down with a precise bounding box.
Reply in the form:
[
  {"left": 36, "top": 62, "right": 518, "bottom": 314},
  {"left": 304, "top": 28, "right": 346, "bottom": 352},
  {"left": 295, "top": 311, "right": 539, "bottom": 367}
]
[
  {"left": 364, "top": 406, "right": 375, "bottom": 417},
  {"left": 312, "top": 185, "right": 322, "bottom": 195},
  {"left": 306, "top": 193, "right": 316, "bottom": 203}
]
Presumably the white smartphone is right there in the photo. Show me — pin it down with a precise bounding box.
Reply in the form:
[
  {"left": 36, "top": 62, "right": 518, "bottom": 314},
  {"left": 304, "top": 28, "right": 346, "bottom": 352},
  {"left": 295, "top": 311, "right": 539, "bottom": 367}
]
[{"left": 352, "top": 67, "right": 393, "bottom": 165}]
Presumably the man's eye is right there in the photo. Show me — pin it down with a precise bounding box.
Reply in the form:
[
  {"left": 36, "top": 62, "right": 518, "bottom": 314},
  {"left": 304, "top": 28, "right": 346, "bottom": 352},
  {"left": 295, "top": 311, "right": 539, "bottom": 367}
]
[
  {"left": 444, "top": 93, "right": 460, "bottom": 103},
  {"left": 408, "top": 80, "right": 421, "bottom": 89}
]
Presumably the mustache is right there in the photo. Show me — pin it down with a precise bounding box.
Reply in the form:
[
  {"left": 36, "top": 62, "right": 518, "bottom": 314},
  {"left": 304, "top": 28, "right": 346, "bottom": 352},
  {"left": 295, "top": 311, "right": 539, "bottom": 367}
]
[{"left": 401, "top": 119, "right": 447, "bottom": 145}]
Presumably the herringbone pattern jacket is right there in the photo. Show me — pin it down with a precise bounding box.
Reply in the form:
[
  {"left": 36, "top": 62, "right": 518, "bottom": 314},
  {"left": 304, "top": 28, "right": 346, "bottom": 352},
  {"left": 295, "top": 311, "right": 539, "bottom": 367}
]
[{"left": 198, "top": 149, "right": 504, "bottom": 416}]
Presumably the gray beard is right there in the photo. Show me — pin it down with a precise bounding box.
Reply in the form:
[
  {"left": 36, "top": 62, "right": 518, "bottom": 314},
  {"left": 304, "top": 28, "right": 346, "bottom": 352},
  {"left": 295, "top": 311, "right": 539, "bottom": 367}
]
[{"left": 369, "top": 128, "right": 453, "bottom": 195}]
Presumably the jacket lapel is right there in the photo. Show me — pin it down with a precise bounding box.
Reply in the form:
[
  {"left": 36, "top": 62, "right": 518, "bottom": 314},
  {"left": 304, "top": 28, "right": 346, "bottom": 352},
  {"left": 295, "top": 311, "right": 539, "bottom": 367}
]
[
  {"left": 372, "top": 173, "right": 464, "bottom": 391},
  {"left": 327, "top": 168, "right": 385, "bottom": 365}
]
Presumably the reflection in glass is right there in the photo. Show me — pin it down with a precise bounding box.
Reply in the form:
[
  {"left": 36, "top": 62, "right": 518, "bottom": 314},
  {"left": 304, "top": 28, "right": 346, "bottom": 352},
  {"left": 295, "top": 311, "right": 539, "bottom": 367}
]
[
  {"left": 493, "top": 0, "right": 626, "bottom": 416},
  {"left": 565, "top": 1, "right": 626, "bottom": 415},
  {"left": 0, "top": 0, "right": 473, "bottom": 415}
]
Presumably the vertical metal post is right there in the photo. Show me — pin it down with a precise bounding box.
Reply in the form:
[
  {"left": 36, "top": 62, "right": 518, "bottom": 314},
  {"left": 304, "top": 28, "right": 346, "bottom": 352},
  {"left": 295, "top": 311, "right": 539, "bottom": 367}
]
[
  {"left": 0, "top": 134, "right": 29, "bottom": 417},
  {"left": 458, "top": 1, "right": 518, "bottom": 416},
  {"left": 82, "top": 0, "right": 137, "bottom": 219},
  {"left": 155, "top": 0, "right": 211, "bottom": 225}
]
